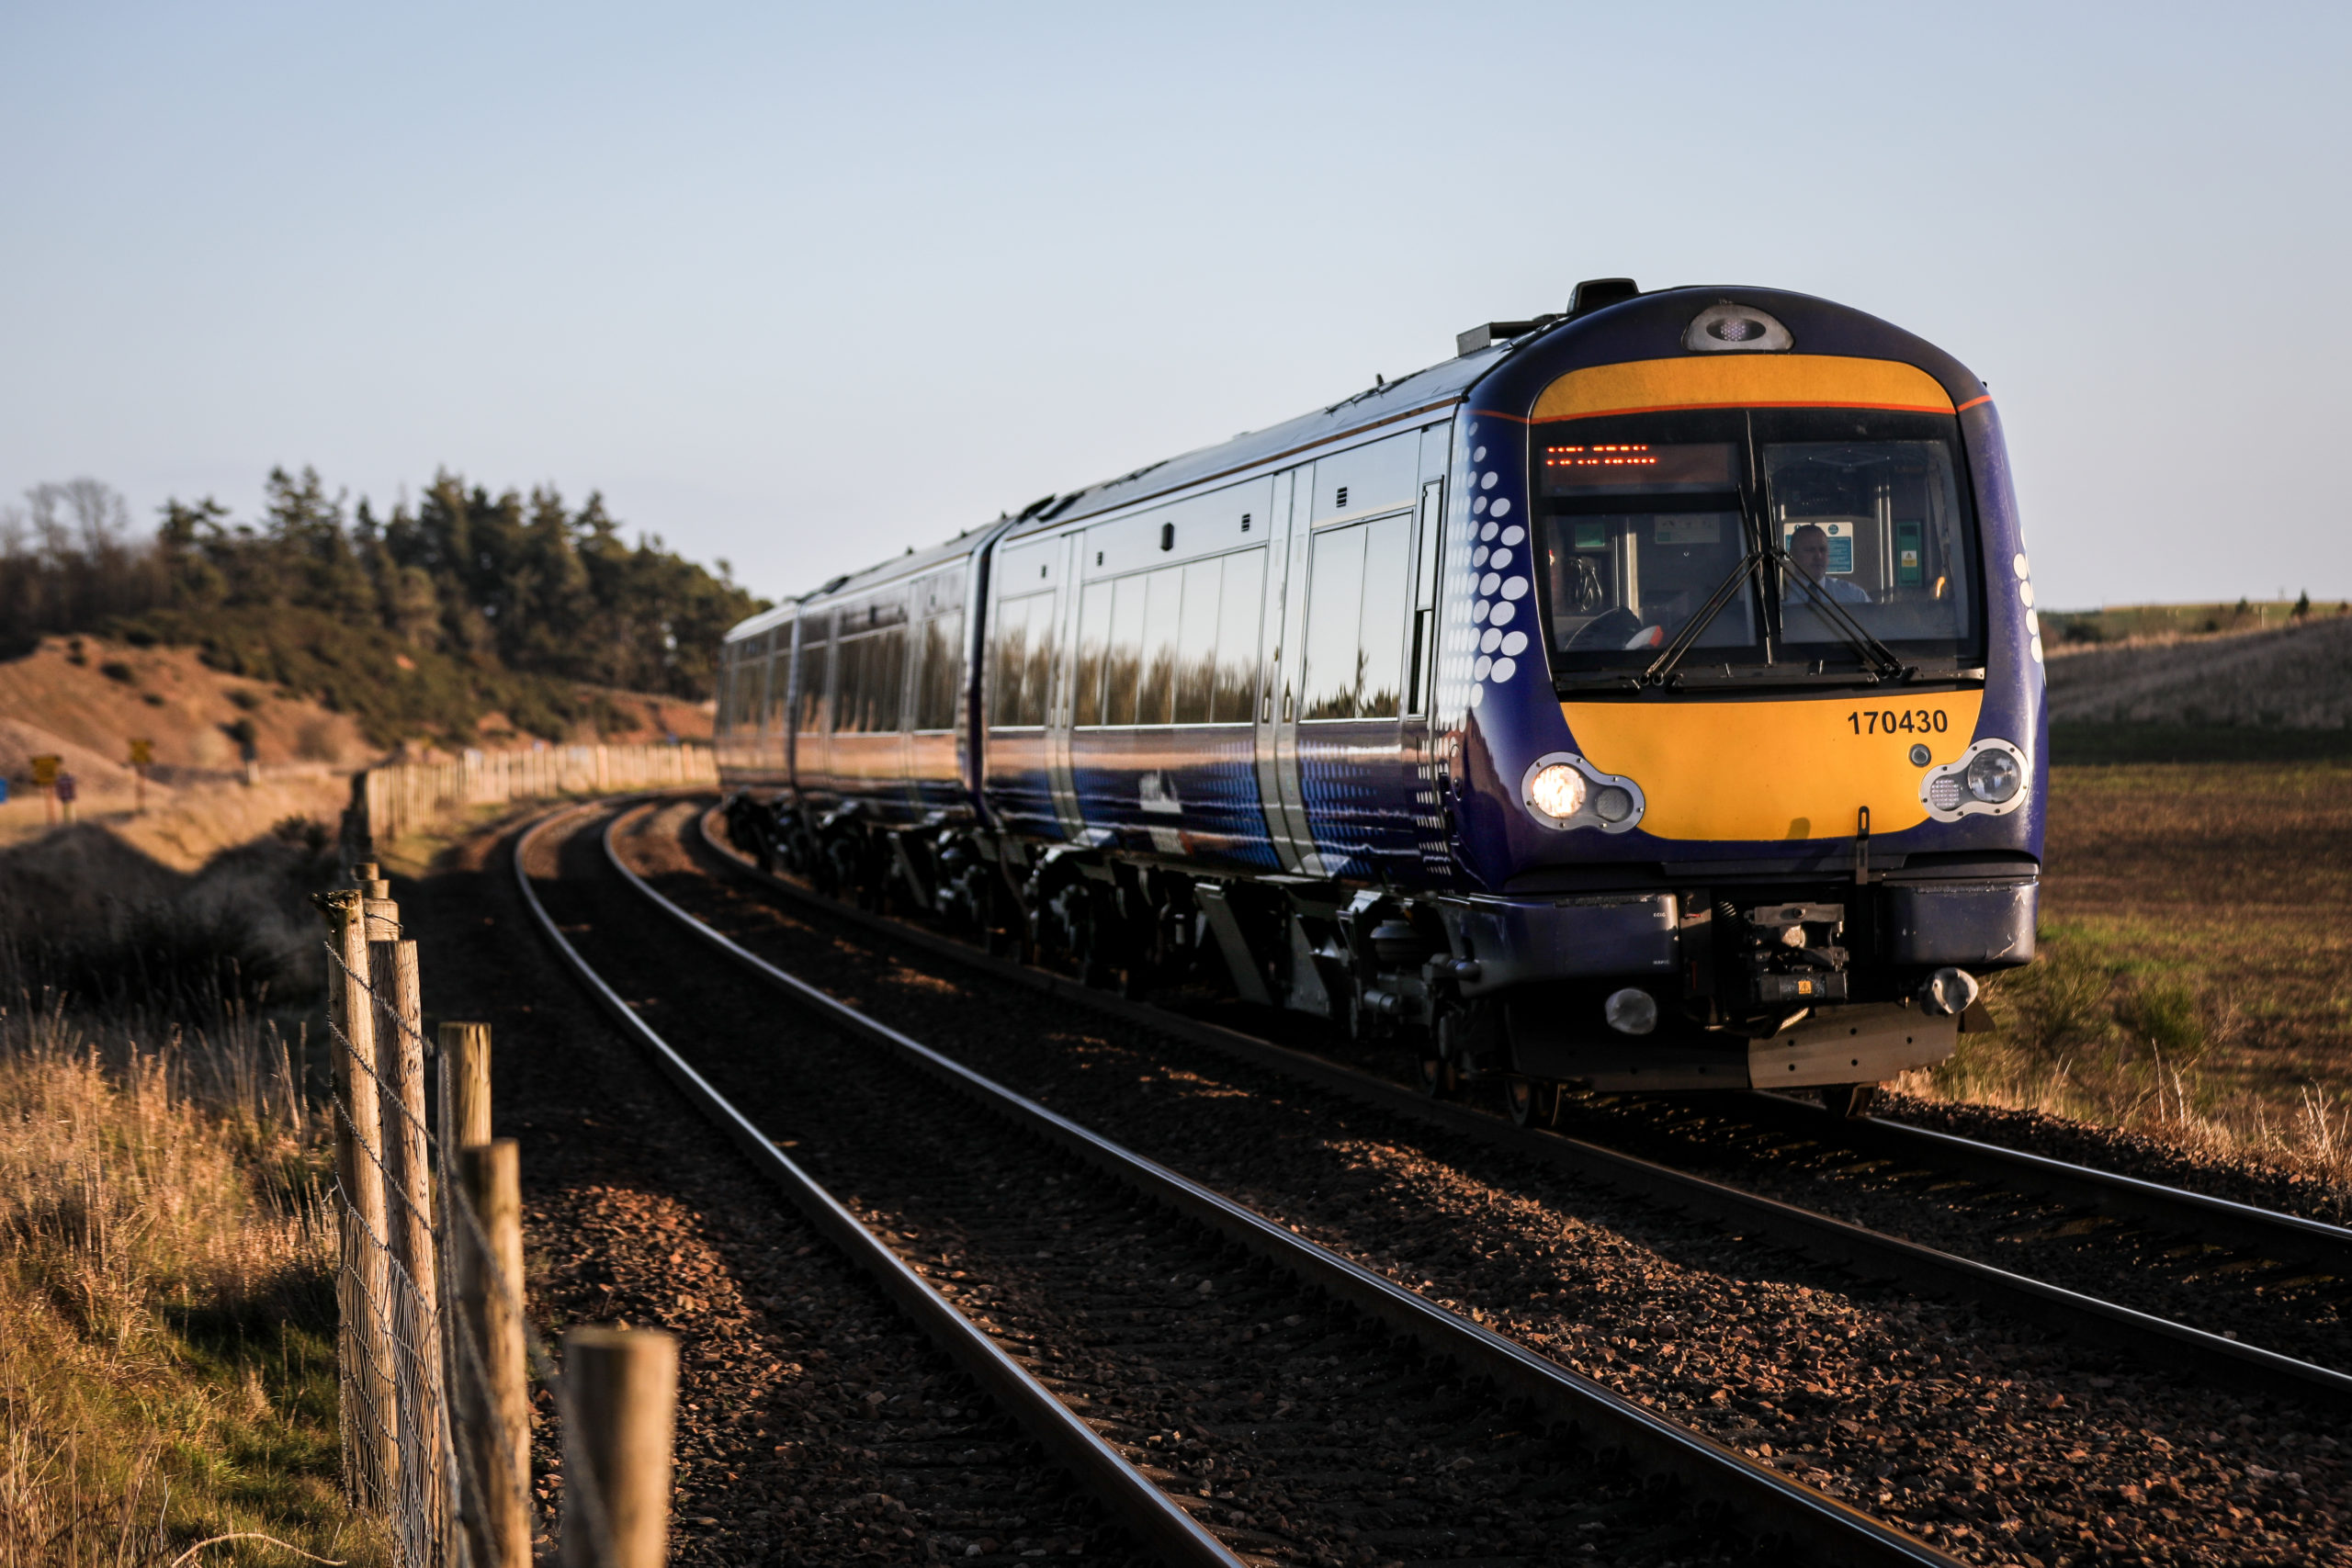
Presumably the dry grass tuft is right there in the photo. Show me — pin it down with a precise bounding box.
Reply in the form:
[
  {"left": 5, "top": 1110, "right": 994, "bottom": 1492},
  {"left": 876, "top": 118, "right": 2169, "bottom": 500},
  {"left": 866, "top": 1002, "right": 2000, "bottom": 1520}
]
[{"left": 0, "top": 992, "right": 378, "bottom": 1567}]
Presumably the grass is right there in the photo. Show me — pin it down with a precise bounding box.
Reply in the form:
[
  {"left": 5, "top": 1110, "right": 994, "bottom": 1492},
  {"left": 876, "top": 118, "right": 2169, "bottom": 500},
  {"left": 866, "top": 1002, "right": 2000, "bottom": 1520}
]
[
  {"left": 0, "top": 818, "right": 379, "bottom": 1568},
  {"left": 1898, "top": 761, "right": 2352, "bottom": 1181}
]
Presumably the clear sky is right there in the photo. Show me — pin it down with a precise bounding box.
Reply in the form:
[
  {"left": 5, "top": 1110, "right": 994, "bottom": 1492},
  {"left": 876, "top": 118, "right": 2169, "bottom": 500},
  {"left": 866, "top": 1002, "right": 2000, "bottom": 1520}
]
[{"left": 3, "top": 2, "right": 2345, "bottom": 612}]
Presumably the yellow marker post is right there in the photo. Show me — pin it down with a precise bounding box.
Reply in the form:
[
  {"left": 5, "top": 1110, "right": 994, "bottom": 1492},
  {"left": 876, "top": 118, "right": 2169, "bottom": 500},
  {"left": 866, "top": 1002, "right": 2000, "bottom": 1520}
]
[
  {"left": 129, "top": 739, "right": 153, "bottom": 815},
  {"left": 29, "top": 754, "right": 61, "bottom": 828}
]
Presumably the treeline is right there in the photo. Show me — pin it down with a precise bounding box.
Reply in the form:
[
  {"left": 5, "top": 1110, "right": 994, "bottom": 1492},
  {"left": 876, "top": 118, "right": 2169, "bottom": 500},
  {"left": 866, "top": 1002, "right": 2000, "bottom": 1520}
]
[{"left": 0, "top": 469, "right": 768, "bottom": 743}]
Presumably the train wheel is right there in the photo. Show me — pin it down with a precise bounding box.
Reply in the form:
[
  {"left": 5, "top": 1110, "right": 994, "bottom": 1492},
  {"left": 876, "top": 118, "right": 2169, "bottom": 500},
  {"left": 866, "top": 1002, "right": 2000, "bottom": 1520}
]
[
  {"left": 1417, "top": 1053, "right": 1459, "bottom": 1100},
  {"left": 1822, "top": 1082, "right": 1880, "bottom": 1119},
  {"left": 1503, "top": 1076, "right": 1555, "bottom": 1128}
]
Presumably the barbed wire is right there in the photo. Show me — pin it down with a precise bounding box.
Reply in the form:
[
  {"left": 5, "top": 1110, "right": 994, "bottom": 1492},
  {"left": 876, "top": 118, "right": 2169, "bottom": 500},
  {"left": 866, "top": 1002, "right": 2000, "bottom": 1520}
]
[{"left": 322, "top": 933, "right": 624, "bottom": 1568}]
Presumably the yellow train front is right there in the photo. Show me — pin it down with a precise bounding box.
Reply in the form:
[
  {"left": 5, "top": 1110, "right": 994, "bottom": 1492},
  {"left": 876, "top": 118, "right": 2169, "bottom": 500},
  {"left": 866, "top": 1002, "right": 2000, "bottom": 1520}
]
[
  {"left": 714, "top": 280, "right": 2046, "bottom": 1112},
  {"left": 1425, "top": 283, "right": 2042, "bottom": 1111}
]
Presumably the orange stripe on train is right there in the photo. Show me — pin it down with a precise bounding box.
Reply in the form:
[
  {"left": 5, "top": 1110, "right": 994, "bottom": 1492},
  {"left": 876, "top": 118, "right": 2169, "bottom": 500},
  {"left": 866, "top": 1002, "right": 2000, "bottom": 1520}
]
[{"left": 1531, "top": 355, "right": 1959, "bottom": 423}]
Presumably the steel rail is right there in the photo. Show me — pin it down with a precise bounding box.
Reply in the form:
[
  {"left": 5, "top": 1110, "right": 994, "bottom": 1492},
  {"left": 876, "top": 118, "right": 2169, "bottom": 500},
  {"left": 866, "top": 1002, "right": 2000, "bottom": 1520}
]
[
  {"left": 1733, "top": 1093, "right": 2352, "bottom": 1277},
  {"left": 601, "top": 804, "right": 1967, "bottom": 1568},
  {"left": 513, "top": 802, "right": 1245, "bottom": 1568},
  {"left": 687, "top": 804, "right": 2352, "bottom": 1413}
]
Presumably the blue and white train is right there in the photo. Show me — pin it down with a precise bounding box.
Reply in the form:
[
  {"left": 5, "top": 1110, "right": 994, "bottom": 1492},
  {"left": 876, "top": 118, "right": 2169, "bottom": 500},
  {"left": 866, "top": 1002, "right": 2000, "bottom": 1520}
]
[{"left": 716, "top": 280, "right": 2045, "bottom": 1117}]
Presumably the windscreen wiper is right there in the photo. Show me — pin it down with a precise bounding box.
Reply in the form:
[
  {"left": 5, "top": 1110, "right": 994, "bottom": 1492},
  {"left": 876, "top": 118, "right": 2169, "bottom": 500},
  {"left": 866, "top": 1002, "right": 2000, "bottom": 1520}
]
[
  {"left": 1770, "top": 542, "right": 1912, "bottom": 682},
  {"left": 1642, "top": 550, "right": 1769, "bottom": 686},
  {"left": 1640, "top": 540, "right": 1912, "bottom": 688}
]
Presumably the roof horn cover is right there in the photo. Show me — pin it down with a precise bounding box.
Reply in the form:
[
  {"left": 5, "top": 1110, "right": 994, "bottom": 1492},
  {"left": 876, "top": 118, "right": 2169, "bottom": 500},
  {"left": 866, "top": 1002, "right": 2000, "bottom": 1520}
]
[
  {"left": 1683, "top": 301, "right": 1793, "bottom": 353},
  {"left": 1566, "top": 277, "right": 1641, "bottom": 316}
]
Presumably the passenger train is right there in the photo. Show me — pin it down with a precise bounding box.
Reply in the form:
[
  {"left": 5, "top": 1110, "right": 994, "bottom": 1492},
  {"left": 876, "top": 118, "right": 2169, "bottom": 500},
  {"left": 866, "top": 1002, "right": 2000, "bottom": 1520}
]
[{"left": 715, "top": 280, "right": 2045, "bottom": 1118}]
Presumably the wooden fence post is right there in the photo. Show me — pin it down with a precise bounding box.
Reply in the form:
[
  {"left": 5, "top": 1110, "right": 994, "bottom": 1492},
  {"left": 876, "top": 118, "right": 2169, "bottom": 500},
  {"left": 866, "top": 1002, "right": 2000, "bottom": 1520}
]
[
  {"left": 322, "top": 888, "right": 401, "bottom": 1511},
  {"left": 438, "top": 1021, "right": 492, "bottom": 1152},
  {"left": 386, "top": 941, "right": 436, "bottom": 1312},
  {"left": 560, "top": 1326, "right": 678, "bottom": 1568},
  {"left": 455, "top": 1140, "right": 531, "bottom": 1568}
]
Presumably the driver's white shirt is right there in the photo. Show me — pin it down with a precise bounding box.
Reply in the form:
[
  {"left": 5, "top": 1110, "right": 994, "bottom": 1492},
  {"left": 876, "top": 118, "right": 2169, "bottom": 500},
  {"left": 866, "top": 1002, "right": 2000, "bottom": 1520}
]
[{"left": 1788, "top": 575, "right": 1871, "bottom": 604}]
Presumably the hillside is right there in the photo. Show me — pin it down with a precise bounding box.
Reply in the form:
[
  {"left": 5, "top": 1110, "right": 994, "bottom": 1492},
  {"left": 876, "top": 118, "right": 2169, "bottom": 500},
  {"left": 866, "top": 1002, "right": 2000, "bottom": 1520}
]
[{"left": 0, "top": 632, "right": 710, "bottom": 865}]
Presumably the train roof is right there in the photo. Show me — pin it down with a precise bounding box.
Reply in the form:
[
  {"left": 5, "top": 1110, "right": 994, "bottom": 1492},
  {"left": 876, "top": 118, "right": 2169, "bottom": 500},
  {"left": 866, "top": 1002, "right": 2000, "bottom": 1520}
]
[{"left": 729, "top": 283, "right": 1987, "bottom": 643}]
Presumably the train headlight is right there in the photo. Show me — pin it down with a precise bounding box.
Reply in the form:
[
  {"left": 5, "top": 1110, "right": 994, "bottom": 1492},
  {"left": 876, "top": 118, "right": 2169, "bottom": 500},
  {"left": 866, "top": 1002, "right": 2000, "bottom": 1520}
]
[
  {"left": 1520, "top": 752, "right": 1646, "bottom": 834},
  {"left": 1919, "top": 739, "right": 2031, "bottom": 821},
  {"left": 1529, "top": 764, "right": 1587, "bottom": 820},
  {"left": 1605, "top": 987, "right": 1659, "bottom": 1035},
  {"left": 1964, "top": 750, "right": 2021, "bottom": 805}
]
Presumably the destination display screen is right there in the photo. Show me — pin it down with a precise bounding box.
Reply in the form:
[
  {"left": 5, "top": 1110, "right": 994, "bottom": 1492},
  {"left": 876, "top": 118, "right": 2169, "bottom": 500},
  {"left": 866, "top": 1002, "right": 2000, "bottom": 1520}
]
[{"left": 1540, "top": 442, "right": 1739, "bottom": 495}]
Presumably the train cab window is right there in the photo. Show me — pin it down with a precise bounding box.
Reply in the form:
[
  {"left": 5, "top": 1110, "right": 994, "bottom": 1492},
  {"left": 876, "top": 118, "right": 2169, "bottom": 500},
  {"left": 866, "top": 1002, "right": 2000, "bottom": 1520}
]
[
  {"left": 1536, "top": 440, "right": 1750, "bottom": 658},
  {"left": 1533, "top": 416, "right": 1983, "bottom": 677},
  {"left": 1763, "top": 439, "right": 1973, "bottom": 651},
  {"left": 1301, "top": 513, "right": 1411, "bottom": 720}
]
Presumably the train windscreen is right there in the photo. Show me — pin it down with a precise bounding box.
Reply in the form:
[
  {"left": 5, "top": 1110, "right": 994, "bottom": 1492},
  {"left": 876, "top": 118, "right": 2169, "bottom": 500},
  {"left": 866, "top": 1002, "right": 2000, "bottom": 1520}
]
[{"left": 1532, "top": 410, "right": 1980, "bottom": 678}]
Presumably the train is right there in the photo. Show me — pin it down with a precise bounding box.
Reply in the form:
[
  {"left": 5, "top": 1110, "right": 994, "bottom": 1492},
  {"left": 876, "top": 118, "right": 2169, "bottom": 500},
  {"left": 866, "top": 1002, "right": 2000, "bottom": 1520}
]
[{"left": 715, "top": 280, "right": 2044, "bottom": 1120}]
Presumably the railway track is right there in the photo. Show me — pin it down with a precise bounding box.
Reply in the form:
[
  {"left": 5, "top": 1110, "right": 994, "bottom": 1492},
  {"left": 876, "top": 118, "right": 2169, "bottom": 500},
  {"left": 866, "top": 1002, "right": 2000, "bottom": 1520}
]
[
  {"left": 518, "top": 799, "right": 1962, "bottom": 1567},
  {"left": 679, "top": 801, "right": 2352, "bottom": 1412},
  {"left": 600, "top": 795, "right": 2352, "bottom": 1560}
]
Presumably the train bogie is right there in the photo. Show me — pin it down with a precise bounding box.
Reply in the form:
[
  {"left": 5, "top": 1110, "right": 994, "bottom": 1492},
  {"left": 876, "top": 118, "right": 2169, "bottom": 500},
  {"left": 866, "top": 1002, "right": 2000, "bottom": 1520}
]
[{"left": 718, "top": 281, "right": 2045, "bottom": 1104}]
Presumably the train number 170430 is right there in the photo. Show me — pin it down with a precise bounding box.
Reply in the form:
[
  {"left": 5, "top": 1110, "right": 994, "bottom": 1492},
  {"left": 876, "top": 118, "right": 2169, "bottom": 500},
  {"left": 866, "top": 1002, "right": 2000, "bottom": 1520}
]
[{"left": 1848, "top": 708, "right": 1950, "bottom": 736}]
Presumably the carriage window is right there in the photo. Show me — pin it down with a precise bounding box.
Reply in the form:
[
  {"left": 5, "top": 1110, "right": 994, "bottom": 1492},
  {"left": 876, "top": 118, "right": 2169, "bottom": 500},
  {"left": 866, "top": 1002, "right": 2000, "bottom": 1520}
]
[
  {"left": 1074, "top": 584, "right": 1112, "bottom": 728},
  {"left": 1764, "top": 440, "right": 1973, "bottom": 650},
  {"left": 1211, "top": 549, "right": 1264, "bottom": 722},
  {"left": 763, "top": 632, "right": 789, "bottom": 733},
  {"left": 1102, "top": 576, "right": 1145, "bottom": 725},
  {"left": 717, "top": 643, "right": 743, "bottom": 733},
  {"left": 989, "top": 591, "right": 1054, "bottom": 728},
  {"left": 911, "top": 611, "right": 962, "bottom": 730},
  {"left": 1079, "top": 551, "right": 1262, "bottom": 728},
  {"left": 1172, "top": 558, "right": 1221, "bottom": 724},
  {"left": 1301, "top": 513, "right": 1411, "bottom": 721},
  {"left": 1136, "top": 568, "right": 1182, "bottom": 725},
  {"left": 797, "top": 625, "right": 831, "bottom": 734},
  {"left": 834, "top": 626, "right": 905, "bottom": 733}
]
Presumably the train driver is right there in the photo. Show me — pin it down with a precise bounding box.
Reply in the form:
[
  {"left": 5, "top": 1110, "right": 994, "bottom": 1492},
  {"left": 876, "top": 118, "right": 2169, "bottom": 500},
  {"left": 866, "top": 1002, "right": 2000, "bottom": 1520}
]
[{"left": 1784, "top": 523, "right": 1871, "bottom": 605}]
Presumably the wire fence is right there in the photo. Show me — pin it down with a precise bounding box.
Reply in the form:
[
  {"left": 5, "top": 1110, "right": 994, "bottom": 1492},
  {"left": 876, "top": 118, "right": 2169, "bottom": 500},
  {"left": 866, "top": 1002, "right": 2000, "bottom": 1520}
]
[
  {"left": 321, "top": 868, "right": 674, "bottom": 1568},
  {"left": 356, "top": 743, "right": 716, "bottom": 849}
]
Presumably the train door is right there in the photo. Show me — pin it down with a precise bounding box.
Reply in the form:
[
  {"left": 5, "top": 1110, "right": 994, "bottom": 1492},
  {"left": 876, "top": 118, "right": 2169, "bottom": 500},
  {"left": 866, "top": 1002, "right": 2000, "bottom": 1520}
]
[
  {"left": 1257, "top": 469, "right": 1314, "bottom": 872},
  {"left": 1272, "top": 432, "right": 1426, "bottom": 881},
  {"left": 1043, "top": 532, "right": 1086, "bottom": 841}
]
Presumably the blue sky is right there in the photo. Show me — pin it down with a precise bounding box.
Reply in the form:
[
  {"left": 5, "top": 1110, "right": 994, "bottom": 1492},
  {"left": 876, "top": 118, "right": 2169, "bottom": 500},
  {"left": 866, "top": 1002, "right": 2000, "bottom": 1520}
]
[{"left": 3, "top": 2, "right": 2345, "bottom": 611}]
